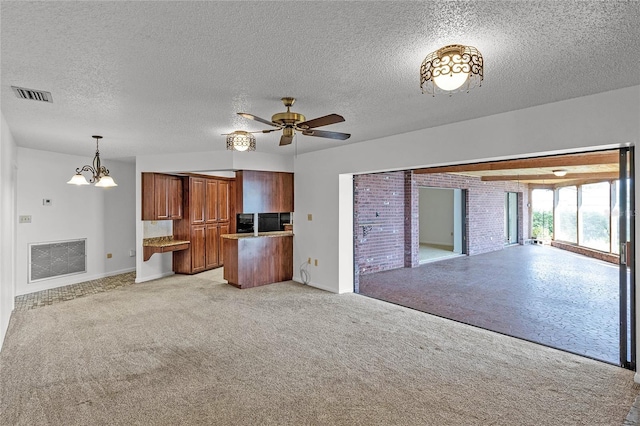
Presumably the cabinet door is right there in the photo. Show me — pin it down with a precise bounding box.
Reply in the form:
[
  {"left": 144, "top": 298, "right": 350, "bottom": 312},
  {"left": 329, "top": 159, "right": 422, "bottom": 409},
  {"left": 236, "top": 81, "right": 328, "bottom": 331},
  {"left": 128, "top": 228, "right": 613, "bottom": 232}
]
[
  {"left": 168, "top": 176, "right": 183, "bottom": 219},
  {"left": 155, "top": 174, "right": 170, "bottom": 219},
  {"left": 205, "top": 179, "right": 218, "bottom": 224},
  {"left": 191, "top": 226, "right": 206, "bottom": 273},
  {"left": 218, "top": 223, "right": 229, "bottom": 265},
  {"left": 190, "top": 178, "right": 206, "bottom": 225},
  {"left": 217, "top": 180, "right": 230, "bottom": 222},
  {"left": 205, "top": 225, "right": 220, "bottom": 269},
  {"left": 276, "top": 172, "right": 294, "bottom": 213},
  {"left": 141, "top": 172, "right": 156, "bottom": 220}
]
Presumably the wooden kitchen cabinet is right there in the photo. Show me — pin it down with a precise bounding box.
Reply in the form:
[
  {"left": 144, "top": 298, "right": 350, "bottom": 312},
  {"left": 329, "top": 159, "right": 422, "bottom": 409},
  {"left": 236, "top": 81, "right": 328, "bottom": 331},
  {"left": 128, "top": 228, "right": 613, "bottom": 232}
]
[
  {"left": 173, "top": 175, "right": 234, "bottom": 274},
  {"left": 235, "top": 170, "right": 293, "bottom": 213},
  {"left": 205, "top": 222, "right": 229, "bottom": 269},
  {"left": 190, "top": 177, "right": 206, "bottom": 224},
  {"left": 142, "top": 173, "right": 183, "bottom": 220},
  {"left": 190, "top": 225, "right": 207, "bottom": 273}
]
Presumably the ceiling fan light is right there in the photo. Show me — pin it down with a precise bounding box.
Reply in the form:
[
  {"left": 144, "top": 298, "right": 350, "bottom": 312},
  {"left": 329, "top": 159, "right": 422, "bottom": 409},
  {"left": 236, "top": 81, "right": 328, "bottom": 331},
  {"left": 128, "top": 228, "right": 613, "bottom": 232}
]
[
  {"left": 421, "top": 44, "right": 483, "bottom": 96},
  {"left": 226, "top": 131, "right": 256, "bottom": 152},
  {"left": 433, "top": 71, "right": 469, "bottom": 91}
]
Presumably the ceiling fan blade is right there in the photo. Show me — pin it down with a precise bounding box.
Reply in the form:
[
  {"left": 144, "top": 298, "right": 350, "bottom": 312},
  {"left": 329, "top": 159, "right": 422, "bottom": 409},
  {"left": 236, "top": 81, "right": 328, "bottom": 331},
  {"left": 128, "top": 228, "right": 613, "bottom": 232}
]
[
  {"left": 297, "top": 113, "right": 345, "bottom": 129},
  {"left": 302, "top": 129, "right": 351, "bottom": 140},
  {"left": 279, "top": 135, "right": 294, "bottom": 146},
  {"left": 237, "top": 112, "right": 280, "bottom": 128}
]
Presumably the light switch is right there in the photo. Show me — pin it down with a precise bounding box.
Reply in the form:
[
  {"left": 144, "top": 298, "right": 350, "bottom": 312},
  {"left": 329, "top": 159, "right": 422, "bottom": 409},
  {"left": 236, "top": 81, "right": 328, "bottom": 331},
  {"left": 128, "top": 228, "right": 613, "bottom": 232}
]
[
  {"left": 307, "top": 214, "right": 313, "bottom": 221},
  {"left": 19, "top": 215, "right": 31, "bottom": 223}
]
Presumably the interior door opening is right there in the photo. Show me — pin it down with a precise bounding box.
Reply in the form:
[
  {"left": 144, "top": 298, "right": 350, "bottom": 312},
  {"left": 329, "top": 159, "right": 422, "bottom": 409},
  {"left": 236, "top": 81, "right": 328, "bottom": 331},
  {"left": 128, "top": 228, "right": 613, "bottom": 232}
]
[
  {"left": 505, "top": 192, "right": 518, "bottom": 245},
  {"left": 418, "top": 187, "right": 465, "bottom": 264}
]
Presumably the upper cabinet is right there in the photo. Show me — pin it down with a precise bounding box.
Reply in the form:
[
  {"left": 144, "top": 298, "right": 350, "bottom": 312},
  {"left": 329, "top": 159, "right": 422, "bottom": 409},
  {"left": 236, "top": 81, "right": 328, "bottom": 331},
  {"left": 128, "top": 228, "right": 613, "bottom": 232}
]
[
  {"left": 142, "top": 173, "right": 183, "bottom": 220},
  {"left": 189, "top": 177, "right": 231, "bottom": 225},
  {"left": 235, "top": 171, "right": 294, "bottom": 213}
]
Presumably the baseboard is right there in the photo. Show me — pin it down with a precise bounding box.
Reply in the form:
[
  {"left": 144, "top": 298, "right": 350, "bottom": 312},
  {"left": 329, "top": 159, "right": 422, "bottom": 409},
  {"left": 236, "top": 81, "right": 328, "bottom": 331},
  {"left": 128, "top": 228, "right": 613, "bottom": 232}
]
[
  {"left": 634, "top": 372, "right": 640, "bottom": 384},
  {"left": 135, "top": 271, "right": 175, "bottom": 283}
]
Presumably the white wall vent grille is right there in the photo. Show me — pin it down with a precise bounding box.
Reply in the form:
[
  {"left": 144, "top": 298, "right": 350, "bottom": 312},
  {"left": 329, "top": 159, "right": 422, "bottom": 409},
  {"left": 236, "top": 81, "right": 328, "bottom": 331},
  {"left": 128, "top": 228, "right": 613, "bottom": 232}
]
[
  {"left": 11, "top": 86, "right": 53, "bottom": 103},
  {"left": 28, "top": 239, "right": 86, "bottom": 283}
]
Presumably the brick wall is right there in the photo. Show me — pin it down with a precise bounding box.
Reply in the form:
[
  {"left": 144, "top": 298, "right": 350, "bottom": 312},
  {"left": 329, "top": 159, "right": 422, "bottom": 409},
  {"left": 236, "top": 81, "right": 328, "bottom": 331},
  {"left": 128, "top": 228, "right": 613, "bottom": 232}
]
[
  {"left": 354, "top": 171, "right": 406, "bottom": 279},
  {"left": 551, "top": 240, "right": 619, "bottom": 264},
  {"left": 404, "top": 171, "right": 419, "bottom": 268},
  {"left": 354, "top": 171, "right": 530, "bottom": 289}
]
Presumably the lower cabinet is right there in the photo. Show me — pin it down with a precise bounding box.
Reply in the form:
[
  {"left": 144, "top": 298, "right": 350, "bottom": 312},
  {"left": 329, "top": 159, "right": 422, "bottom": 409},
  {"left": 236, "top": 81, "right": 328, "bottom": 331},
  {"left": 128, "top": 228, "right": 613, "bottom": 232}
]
[
  {"left": 205, "top": 223, "right": 229, "bottom": 269},
  {"left": 174, "top": 222, "right": 229, "bottom": 274}
]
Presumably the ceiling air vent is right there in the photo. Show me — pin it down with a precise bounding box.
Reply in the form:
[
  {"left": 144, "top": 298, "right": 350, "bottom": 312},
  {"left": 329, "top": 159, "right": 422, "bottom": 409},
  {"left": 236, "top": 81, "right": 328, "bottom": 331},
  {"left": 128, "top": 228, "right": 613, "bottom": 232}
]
[{"left": 11, "top": 86, "right": 53, "bottom": 103}]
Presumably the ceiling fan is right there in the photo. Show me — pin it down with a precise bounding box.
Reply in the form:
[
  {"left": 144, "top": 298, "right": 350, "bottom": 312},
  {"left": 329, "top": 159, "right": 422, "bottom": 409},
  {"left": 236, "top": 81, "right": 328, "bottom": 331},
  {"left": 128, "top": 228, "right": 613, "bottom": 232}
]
[{"left": 237, "top": 97, "right": 351, "bottom": 146}]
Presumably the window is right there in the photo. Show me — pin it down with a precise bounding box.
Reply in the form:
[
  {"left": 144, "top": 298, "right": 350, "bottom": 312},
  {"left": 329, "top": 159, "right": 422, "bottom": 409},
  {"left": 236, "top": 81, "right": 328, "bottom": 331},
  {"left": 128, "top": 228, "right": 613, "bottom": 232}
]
[
  {"left": 556, "top": 186, "right": 577, "bottom": 243},
  {"left": 531, "top": 189, "right": 553, "bottom": 240},
  {"left": 611, "top": 180, "right": 620, "bottom": 254},
  {"left": 579, "top": 182, "right": 611, "bottom": 252}
]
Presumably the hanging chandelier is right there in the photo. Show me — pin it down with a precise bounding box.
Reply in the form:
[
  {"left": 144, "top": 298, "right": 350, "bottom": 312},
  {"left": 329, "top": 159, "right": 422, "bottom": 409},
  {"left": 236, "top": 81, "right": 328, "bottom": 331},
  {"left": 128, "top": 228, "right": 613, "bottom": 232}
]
[
  {"left": 226, "top": 130, "right": 256, "bottom": 152},
  {"left": 67, "top": 135, "right": 118, "bottom": 187},
  {"left": 420, "top": 44, "right": 483, "bottom": 96}
]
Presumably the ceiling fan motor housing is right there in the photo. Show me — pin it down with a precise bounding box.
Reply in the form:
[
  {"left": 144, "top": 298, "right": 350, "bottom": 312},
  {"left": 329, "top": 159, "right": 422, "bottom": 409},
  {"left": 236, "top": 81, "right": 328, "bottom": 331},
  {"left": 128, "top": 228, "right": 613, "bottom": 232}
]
[{"left": 271, "top": 111, "right": 306, "bottom": 127}]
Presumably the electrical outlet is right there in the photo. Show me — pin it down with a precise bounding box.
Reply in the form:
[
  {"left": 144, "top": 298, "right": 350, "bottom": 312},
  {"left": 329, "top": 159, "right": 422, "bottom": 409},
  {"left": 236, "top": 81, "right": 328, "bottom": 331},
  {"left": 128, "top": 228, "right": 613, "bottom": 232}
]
[
  {"left": 106, "top": 253, "right": 113, "bottom": 259},
  {"left": 129, "top": 249, "right": 136, "bottom": 257},
  {"left": 314, "top": 259, "right": 318, "bottom": 266},
  {"left": 19, "top": 215, "right": 31, "bottom": 223},
  {"left": 307, "top": 214, "right": 312, "bottom": 221},
  {"left": 43, "top": 199, "right": 52, "bottom": 206},
  {"left": 307, "top": 257, "right": 311, "bottom": 264}
]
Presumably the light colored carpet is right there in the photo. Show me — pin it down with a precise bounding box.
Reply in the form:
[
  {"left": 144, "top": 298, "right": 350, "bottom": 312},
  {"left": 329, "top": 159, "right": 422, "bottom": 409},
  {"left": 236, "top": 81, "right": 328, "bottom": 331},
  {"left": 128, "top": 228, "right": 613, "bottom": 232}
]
[{"left": 1, "top": 274, "right": 637, "bottom": 425}]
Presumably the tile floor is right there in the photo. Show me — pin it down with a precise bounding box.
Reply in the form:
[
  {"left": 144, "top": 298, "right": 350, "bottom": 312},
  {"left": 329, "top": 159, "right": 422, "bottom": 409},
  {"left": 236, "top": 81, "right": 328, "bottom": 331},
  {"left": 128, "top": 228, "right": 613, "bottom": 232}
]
[
  {"left": 14, "top": 272, "right": 136, "bottom": 311},
  {"left": 14, "top": 268, "right": 227, "bottom": 311},
  {"left": 359, "top": 244, "right": 626, "bottom": 365}
]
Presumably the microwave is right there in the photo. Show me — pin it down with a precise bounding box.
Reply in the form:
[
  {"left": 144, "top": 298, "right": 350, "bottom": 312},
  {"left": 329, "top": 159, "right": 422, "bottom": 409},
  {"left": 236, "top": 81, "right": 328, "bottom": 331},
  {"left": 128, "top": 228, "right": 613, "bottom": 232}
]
[{"left": 236, "top": 213, "right": 291, "bottom": 233}]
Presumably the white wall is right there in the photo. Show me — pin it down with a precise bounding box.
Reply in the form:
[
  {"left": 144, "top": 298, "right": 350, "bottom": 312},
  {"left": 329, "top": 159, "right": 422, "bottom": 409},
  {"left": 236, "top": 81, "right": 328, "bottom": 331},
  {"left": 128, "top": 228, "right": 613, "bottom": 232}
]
[
  {"left": 1, "top": 111, "right": 17, "bottom": 350},
  {"left": 134, "top": 150, "right": 294, "bottom": 283},
  {"left": 418, "top": 187, "right": 454, "bottom": 246},
  {"left": 15, "top": 147, "right": 136, "bottom": 295},
  {"left": 292, "top": 86, "right": 640, "bottom": 294}
]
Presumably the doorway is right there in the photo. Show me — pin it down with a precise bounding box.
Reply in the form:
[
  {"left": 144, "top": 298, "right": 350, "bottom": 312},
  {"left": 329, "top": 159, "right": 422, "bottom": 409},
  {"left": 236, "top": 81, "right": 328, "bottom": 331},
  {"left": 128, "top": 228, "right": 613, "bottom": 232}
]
[
  {"left": 418, "top": 187, "right": 465, "bottom": 263},
  {"left": 504, "top": 192, "right": 518, "bottom": 245}
]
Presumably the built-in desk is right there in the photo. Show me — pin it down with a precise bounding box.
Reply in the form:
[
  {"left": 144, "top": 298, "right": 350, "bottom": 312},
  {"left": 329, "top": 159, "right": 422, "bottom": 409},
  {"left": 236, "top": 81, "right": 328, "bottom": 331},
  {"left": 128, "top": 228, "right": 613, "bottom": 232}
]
[
  {"left": 221, "top": 232, "right": 293, "bottom": 289},
  {"left": 143, "top": 237, "right": 190, "bottom": 261}
]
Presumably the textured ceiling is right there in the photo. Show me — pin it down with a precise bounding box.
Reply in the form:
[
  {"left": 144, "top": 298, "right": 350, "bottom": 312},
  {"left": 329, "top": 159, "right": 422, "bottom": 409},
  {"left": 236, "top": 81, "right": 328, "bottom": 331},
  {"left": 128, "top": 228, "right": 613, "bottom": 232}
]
[{"left": 1, "top": 1, "right": 639, "bottom": 161}]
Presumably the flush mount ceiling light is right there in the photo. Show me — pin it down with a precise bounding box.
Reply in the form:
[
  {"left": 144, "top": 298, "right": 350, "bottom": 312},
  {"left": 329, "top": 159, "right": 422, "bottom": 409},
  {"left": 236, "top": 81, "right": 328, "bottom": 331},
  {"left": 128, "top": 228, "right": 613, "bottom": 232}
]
[
  {"left": 552, "top": 169, "right": 568, "bottom": 177},
  {"left": 420, "top": 44, "right": 483, "bottom": 96},
  {"left": 225, "top": 130, "right": 256, "bottom": 152},
  {"left": 67, "top": 136, "right": 118, "bottom": 187}
]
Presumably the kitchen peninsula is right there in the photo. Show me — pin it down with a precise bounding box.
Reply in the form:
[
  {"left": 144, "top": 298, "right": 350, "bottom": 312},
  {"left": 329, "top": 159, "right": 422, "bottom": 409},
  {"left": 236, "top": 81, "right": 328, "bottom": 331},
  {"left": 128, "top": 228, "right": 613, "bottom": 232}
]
[
  {"left": 222, "top": 170, "right": 294, "bottom": 289},
  {"left": 221, "top": 231, "right": 293, "bottom": 289}
]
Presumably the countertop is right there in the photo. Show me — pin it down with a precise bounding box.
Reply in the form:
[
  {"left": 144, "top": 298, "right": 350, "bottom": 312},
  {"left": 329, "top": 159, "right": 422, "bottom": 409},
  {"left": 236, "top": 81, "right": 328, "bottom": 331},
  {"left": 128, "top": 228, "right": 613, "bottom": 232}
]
[
  {"left": 143, "top": 236, "right": 191, "bottom": 247},
  {"left": 221, "top": 231, "right": 293, "bottom": 240}
]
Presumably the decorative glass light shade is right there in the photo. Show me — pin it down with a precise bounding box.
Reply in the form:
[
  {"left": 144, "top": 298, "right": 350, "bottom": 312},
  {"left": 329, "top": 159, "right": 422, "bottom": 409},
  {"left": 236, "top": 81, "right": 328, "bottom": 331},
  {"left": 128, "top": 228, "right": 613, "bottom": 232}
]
[
  {"left": 67, "top": 173, "right": 90, "bottom": 185},
  {"left": 226, "top": 131, "right": 256, "bottom": 152},
  {"left": 95, "top": 175, "right": 118, "bottom": 187},
  {"left": 68, "top": 135, "right": 118, "bottom": 188},
  {"left": 420, "top": 44, "right": 483, "bottom": 96}
]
